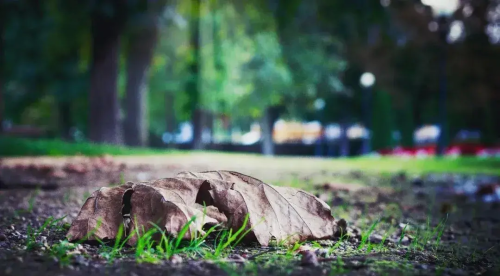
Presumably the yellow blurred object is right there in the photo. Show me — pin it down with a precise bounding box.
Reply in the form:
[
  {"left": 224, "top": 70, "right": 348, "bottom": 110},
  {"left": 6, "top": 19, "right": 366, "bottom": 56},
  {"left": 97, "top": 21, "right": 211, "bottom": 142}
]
[{"left": 273, "top": 120, "right": 322, "bottom": 144}]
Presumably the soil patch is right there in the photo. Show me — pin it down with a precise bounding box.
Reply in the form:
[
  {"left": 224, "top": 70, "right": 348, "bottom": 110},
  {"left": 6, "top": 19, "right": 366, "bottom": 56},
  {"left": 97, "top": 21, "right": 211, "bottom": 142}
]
[{"left": 1, "top": 157, "right": 499, "bottom": 276}]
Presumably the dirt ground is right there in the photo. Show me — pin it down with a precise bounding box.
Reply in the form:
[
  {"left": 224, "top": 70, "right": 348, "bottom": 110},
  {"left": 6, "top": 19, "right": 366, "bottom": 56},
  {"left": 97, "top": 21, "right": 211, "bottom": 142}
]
[{"left": 1, "top": 155, "right": 499, "bottom": 276}]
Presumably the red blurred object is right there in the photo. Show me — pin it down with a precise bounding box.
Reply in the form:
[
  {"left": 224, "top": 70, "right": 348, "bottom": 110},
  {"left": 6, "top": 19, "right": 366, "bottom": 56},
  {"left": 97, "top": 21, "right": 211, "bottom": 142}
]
[
  {"left": 377, "top": 143, "right": 495, "bottom": 157},
  {"left": 377, "top": 148, "right": 394, "bottom": 156},
  {"left": 476, "top": 147, "right": 500, "bottom": 157},
  {"left": 446, "top": 143, "right": 486, "bottom": 156},
  {"left": 394, "top": 146, "right": 416, "bottom": 156}
]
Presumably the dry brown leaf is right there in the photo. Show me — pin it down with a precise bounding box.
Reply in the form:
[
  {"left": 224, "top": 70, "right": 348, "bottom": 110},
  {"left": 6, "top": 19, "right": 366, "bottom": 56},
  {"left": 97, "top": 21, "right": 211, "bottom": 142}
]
[
  {"left": 180, "top": 171, "right": 336, "bottom": 246},
  {"left": 67, "top": 171, "right": 336, "bottom": 247},
  {"left": 193, "top": 204, "right": 228, "bottom": 225},
  {"left": 66, "top": 183, "right": 133, "bottom": 241},
  {"left": 176, "top": 170, "right": 265, "bottom": 187},
  {"left": 124, "top": 180, "right": 223, "bottom": 245}
]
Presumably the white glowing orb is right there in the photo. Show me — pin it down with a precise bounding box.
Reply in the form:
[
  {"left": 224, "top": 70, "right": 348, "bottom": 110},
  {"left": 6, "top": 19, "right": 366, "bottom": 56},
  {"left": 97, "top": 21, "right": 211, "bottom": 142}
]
[
  {"left": 360, "top": 72, "right": 376, "bottom": 88},
  {"left": 421, "top": 0, "right": 460, "bottom": 17}
]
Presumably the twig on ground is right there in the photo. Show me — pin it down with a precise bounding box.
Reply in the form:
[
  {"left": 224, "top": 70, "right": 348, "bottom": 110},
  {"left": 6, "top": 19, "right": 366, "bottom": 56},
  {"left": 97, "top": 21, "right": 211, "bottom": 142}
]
[{"left": 247, "top": 248, "right": 280, "bottom": 260}]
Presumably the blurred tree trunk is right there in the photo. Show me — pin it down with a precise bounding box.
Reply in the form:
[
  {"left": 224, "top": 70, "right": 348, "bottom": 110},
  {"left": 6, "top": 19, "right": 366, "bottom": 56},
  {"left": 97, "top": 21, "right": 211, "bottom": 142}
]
[
  {"left": 0, "top": 1, "right": 8, "bottom": 134},
  {"left": 88, "top": 0, "right": 127, "bottom": 144},
  {"left": 400, "top": 98, "right": 414, "bottom": 147},
  {"left": 261, "top": 108, "right": 274, "bottom": 156},
  {"left": 466, "top": 0, "right": 496, "bottom": 145},
  {"left": 261, "top": 106, "right": 280, "bottom": 156},
  {"left": 339, "top": 121, "right": 349, "bottom": 157},
  {"left": 220, "top": 114, "right": 231, "bottom": 143},
  {"left": 205, "top": 111, "right": 214, "bottom": 145},
  {"left": 165, "top": 93, "right": 176, "bottom": 148},
  {"left": 186, "top": 0, "right": 204, "bottom": 150},
  {"left": 227, "top": 119, "right": 233, "bottom": 143},
  {"left": 339, "top": 97, "right": 350, "bottom": 157},
  {"left": 192, "top": 109, "right": 204, "bottom": 150},
  {"left": 481, "top": 105, "right": 495, "bottom": 146},
  {"left": 123, "top": 8, "right": 161, "bottom": 147}
]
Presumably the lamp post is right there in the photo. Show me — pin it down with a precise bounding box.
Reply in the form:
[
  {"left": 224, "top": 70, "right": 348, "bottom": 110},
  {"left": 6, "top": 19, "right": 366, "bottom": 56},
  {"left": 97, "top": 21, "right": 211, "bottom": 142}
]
[
  {"left": 360, "top": 72, "right": 375, "bottom": 155},
  {"left": 314, "top": 98, "right": 326, "bottom": 157},
  {"left": 421, "top": 0, "right": 459, "bottom": 156}
]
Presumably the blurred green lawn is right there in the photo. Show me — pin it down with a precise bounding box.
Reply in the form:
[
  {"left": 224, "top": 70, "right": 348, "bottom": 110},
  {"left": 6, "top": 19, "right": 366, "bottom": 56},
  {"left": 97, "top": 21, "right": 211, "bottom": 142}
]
[
  {"left": 1, "top": 137, "right": 499, "bottom": 176},
  {"left": 0, "top": 136, "right": 179, "bottom": 156}
]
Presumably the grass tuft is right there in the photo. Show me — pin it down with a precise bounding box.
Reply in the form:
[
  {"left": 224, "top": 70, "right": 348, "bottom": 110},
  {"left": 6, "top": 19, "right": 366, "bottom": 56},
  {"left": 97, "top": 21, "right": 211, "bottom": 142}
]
[{"left": 26, "top": 216, "right": 66, "bottom": 250}]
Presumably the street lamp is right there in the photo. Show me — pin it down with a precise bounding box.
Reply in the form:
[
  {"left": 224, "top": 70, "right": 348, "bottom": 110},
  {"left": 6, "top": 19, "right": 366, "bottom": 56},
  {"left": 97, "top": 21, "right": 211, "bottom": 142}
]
[
  {"left": 421, "top": 0, "right": 459, "bottom": 156},
  {"left": 421, "top": 0, "right": 459, "bottom": 17},
  {"left": 360, "top": 72, "right": 375, "bottom": 155},
  {"left": 314, "top": 98, "right": 326, "bottom": 157}
]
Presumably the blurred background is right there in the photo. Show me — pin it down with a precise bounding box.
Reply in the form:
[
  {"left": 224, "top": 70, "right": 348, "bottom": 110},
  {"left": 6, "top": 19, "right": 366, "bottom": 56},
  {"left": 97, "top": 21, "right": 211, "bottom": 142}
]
[{"left": 1, "top": 0, "right": 499, "bottom": 158}]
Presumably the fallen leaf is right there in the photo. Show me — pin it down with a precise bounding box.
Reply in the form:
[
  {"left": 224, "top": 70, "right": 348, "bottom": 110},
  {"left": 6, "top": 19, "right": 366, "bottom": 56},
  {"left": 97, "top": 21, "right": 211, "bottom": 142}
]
[
  {"left": 193, "top": 204, "right": 228, "bottom": 225},
  {"left": 124, "top": 180, "right": 222, "bottom": 245},
  {"left": 67, "top": 171, "right": 336, "bottom": 247},
  {"left": 180, "top": 171, "right": 336, "bottom": 246},
  {"left": 66, "top": 184, "right": 133, "bottom": 241}
]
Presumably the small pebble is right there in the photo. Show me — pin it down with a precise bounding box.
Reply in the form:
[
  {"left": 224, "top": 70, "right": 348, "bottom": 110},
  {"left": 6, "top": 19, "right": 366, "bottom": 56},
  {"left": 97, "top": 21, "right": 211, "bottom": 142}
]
[
  {"left": 368, "top": 234, "right": 384, "bottom": 244},
  {"left": 335, "top": 219, "right": 348, "bottom": 237},
  {"left": 297, "top": 245, "right": 312, "bottom": 252},
  {"left": 315, "top": 248, "right": 331, "bottom": 257},
  {"left": 419, "top": 264, "right": 428, "bottom": 270},
  {"left": 0, "top": 233, "right": 7, "bottom": 241},
  {"left": 402, "top": 236, "right": 410, "bottom": 244},
  {"left": 169, "top": 255, "right": 183, "bottom": 265},
  {"left": 73, "top": 255, "right": 88, "bottom": 266},
  {"left": 230, "top": 254, "right": 246, "bottom": 262},
  {"left": 300, "top": 250, "right": 319, "bottom": 267}
]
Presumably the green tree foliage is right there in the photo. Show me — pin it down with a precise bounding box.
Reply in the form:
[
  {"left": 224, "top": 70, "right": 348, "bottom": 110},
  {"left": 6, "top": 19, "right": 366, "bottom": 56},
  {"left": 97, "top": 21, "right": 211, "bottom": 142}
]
[{"left": 2, "top": 0, "right": 499, "bottom": 150}]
